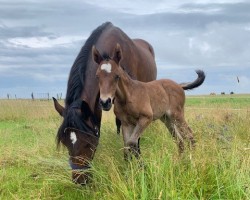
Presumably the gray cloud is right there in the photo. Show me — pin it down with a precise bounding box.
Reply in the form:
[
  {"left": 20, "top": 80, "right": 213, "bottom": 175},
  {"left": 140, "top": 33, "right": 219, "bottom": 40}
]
[{"left": 0, "top": 0, "right": 250, "bottom": 97}]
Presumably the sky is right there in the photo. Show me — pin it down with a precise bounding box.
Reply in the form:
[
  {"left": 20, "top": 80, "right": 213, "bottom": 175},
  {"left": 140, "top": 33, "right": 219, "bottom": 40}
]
[{"left": 0, "top": 0, "right": 250, "bottom": 98}]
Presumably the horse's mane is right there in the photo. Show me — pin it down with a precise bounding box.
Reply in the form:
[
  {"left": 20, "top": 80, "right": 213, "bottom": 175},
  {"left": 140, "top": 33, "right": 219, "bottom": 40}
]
[{"left": 65, "top": 22, "right": 112, "bottom": 106}]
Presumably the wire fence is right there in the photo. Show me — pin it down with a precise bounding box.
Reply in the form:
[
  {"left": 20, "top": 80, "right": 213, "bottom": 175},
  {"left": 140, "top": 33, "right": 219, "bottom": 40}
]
[{"left": 2, "top": 92, "right": 64, "bottom": 100}]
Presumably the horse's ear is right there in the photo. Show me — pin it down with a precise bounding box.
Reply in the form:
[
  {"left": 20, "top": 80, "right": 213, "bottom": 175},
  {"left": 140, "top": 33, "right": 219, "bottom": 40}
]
[
  {"left": 92, "top": 45, "right": 102, "bottom": 64},
  {"left": 112, "top": 43, "right": 123, "bottom": 64},
  {"left": 81, "top": 100, "right": 92, "bottom": 120},
  {"left": 52, "top": 97, "right": 64, "bottom": 116}
]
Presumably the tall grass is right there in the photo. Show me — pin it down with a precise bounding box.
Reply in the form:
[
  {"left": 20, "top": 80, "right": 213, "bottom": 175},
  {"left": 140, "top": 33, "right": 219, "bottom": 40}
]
[{"left": 0, "top": 95, "right": 249, "bottom": 199}]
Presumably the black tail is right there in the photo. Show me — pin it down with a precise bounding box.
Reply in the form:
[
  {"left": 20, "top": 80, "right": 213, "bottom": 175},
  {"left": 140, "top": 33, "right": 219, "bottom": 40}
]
[{"left": 180, "top": 70, "right": 205, "bottom": 90}]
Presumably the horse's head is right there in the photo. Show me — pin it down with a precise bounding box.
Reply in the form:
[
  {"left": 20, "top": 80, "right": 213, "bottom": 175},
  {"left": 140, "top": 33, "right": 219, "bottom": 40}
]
[
  {"left": 92, "top": 43, "right": 123, "bottom": 111},
  {"left": 53, "top": 98, "right": 99, "bottom": 185}
]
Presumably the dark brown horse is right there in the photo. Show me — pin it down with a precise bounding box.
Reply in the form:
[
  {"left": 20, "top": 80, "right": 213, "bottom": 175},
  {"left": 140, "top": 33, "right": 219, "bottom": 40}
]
[
  {"left": 53, "top": 22, "right": 157, "bottom": 185},
  {"left": 93, "top": 43, "right": 205, "bottom": 159}
]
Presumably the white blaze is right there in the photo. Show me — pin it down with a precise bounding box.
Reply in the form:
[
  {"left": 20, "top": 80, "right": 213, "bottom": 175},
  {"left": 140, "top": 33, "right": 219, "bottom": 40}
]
[
  {"left": 70, "top": 132, "right": 77, "bottom": 144},
  {"left": 101, "top": 63, "right": 112, "bottom": 73}
]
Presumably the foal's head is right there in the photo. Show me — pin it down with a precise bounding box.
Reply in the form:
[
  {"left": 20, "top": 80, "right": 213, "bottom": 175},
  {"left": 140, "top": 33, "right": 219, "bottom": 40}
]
[{"left": 92, "top": 44, "right": 123, "bottom": 111}]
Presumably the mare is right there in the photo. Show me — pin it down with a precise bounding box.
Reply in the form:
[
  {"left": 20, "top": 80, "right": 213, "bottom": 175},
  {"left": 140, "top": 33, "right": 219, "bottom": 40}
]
[
  {"left": 53, "top": 22, "right": 157, "bottom": 184},
  {"left": 93, "top": 43, "right": 205, "bottom": 159}
]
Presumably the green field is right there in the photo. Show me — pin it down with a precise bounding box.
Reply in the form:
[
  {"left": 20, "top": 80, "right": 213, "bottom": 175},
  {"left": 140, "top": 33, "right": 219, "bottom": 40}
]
[{"left": 0, "top": 95, "right": 250, "bottom": 199}]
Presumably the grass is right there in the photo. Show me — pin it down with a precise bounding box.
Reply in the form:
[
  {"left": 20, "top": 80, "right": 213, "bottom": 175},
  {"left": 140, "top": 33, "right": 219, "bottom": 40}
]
[
  {"left": 0, "top": 94, "right": 250, "bottom": 199},
  {"left": 186, "top": 94, "right": 250, "bottom": 108}
]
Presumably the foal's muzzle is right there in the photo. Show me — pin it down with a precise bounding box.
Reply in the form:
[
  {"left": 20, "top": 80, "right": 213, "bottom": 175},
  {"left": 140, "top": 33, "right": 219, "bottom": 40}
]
[{"left": 99, "top": 98, "right": 112, "bottom": 111}]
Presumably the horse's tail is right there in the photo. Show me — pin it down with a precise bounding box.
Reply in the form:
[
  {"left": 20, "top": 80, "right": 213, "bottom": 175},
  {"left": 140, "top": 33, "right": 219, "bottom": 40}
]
[{"left": 180, "top": 70, "right": 205, "bottom": 90}]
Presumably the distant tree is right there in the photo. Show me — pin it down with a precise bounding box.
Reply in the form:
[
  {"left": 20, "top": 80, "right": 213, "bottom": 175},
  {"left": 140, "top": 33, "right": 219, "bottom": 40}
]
[
  {"left": 230, "top": 91, "right": 234, "bottom": 95},
  {"left": 221, "top": 92, "right": 225, "bottom": 95},
  {"left": 210, "top": 92, "right": 216, "bottom": 95}
]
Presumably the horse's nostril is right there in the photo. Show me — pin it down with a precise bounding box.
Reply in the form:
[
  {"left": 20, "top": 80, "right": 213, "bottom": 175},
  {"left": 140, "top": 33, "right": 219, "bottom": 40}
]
[{"left": 107, "top": 98, "right": 111, "bottom": 104}]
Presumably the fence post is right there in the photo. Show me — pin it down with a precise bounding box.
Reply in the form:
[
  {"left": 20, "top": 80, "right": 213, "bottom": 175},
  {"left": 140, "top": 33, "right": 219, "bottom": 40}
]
[{"left": 31, "top": 92, "right": 34, "bottom": 101}]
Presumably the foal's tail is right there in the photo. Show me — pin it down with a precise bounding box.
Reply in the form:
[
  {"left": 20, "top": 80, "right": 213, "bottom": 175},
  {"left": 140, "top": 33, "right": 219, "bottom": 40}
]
[{"left": 180, "top": 70, "right": 205, "bottom": 90}]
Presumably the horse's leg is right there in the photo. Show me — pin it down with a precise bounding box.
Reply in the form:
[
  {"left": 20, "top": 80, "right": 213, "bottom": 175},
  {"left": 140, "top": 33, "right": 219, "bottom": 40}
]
[
  {"left": 127, "top": 117, "right": 152, "bottom": 158},
  {"left": 122, "top": 124, "right": 134, "bottom": 161},
  {"left": 115, "top": 117, "right": 122, "bottom": 134}
]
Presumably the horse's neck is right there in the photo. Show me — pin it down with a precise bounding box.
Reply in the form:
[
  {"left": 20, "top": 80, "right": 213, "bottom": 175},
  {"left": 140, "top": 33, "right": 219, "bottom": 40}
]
[
  {"left": 81, "top": 67, "right": 100, "bottom": 112},
  {"left": 116, "top": 70, "right": 135, "bottom": 103}
]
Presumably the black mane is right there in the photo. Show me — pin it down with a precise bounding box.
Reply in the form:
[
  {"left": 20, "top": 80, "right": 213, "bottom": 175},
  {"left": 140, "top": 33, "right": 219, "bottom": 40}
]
[
  {"left": 65, "top": 22, "right": 112, "bottom": 106},
  {"left": 56, "top": 99, "right": 94, "bottom": 146}
]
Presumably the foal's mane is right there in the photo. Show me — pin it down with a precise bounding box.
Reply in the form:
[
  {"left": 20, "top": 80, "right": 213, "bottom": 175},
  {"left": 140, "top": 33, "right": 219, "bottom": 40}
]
[{"left": 65, "top": 22, "right": 112, "bottom": 106}]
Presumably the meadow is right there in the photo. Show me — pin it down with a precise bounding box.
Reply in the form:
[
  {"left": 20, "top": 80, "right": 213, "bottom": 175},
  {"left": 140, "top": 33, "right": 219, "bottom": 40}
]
[{"left": 0, "top": 94, "right": 249, "bottom": 199}]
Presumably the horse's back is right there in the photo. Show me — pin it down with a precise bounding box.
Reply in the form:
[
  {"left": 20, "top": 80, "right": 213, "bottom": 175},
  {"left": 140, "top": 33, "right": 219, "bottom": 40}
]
[
  {"left": 133, "top": 39, "right": 155, "bottom": 58},
  {"left": 132, "top": 39, "right": 157, "bottom": 81}
]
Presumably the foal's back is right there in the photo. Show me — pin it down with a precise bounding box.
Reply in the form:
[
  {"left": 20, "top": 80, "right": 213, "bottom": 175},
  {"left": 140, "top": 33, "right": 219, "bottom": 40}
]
[{"left": 128, "top": 79, "right": 185, "bottom": 120}]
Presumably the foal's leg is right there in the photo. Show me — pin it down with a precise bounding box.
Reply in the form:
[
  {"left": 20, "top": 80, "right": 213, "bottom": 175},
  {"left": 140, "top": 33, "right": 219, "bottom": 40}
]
[
  {"left": 127, "top": 117, "right": 152, "bottom": 158},
  {"left": 122, "top": 124, "right": 134, "bottom": 161},
  {"left": 115, "top": 117, "right": 122, "bottom": 134},
  {"left": 161, "top": 114, "right": 195, "bottom": 153},
  {"left": 176, "top": 119, "right": 196, "bottom": 148},
  {"left": 160, "top": 115, "right": 184, "bottom": 153},
  {"left": 173, "top": 119, "right": 195, "bottom": 152},
  {"left": 137, "top": 137, "right": 141, "bottom": 155}
]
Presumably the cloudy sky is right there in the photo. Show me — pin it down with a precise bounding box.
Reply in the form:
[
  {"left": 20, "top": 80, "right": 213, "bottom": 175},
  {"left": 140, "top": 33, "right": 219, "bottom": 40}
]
[{"left": 1, "top": 0, "right": 250, "bottom": 98}]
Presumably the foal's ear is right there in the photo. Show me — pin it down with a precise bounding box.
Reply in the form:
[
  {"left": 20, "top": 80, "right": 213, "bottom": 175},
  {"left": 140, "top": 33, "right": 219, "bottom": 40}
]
[
  {"left": 52, "top": 97, "right": 65, "bottom": 116},
  {"left": 81, "top": 100, "right": 92, "bottom": 120},
  {"left": 112, "top": 43, "right": 123, "bottom": 64},
  {"left": 92, "top": 45, "right": 102, "bottom": 64}
]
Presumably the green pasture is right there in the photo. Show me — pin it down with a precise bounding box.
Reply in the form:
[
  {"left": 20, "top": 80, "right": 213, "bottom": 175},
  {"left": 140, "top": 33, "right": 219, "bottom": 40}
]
[
  {"left": 186, "top": 94, "right": 250, "bottom": 108},
  {"left": 0, "top": 94, "right": 249, "bottom": 199}
]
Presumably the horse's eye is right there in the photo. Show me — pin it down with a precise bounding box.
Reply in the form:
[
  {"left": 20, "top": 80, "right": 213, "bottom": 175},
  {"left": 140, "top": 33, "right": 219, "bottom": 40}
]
[
  {"left": 115, "top": 75, "right": 120, "bottom": 81},
  {"left": 96, "top": 75, "right": 99, "bottom": 80}
]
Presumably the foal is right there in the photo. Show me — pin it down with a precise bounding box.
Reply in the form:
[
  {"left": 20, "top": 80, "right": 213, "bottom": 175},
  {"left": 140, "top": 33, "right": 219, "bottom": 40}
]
[{"left": 93, "top": 44, "right": 205, "bottom": 158}]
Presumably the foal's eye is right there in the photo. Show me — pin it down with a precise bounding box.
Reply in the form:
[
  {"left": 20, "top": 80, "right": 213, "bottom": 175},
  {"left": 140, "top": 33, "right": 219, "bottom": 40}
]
[
  {"left": 115, "top": 75, "right": 120, "bottom": 81},
  {"left": 96, "top": 75, "right": 99, "bottom": 80}
]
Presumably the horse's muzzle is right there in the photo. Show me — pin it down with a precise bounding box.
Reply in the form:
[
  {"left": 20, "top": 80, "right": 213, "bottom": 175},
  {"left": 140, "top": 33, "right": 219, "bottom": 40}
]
[
  {"left": 99, "top": 98, "right": 112, "bottom": 111},
  {"left": 72, "top": 171, "right": 92, "bottom": 185},
  {"left": 69, "top": 159, "right": 92, "bottom": 185}
]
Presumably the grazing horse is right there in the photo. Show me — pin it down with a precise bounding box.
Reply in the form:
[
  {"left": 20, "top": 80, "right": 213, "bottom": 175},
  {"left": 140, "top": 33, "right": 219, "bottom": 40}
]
[
  {"left": 53, "top": 22, "right": 157, "bottom": 184},
  {"left": 93, "top": 44, "right": 205, "bottom": 159}
]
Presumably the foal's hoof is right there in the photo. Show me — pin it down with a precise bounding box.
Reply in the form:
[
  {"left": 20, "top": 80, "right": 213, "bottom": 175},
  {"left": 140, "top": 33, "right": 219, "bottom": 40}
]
[{"left": 127, "top": 141, "right": 140, "bottom": 158}]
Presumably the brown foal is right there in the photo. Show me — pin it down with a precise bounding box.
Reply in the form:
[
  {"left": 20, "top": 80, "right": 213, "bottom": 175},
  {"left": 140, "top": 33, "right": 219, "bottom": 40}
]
[{"left": 93, "top": 44, "right": 205, "bottom": 159}]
